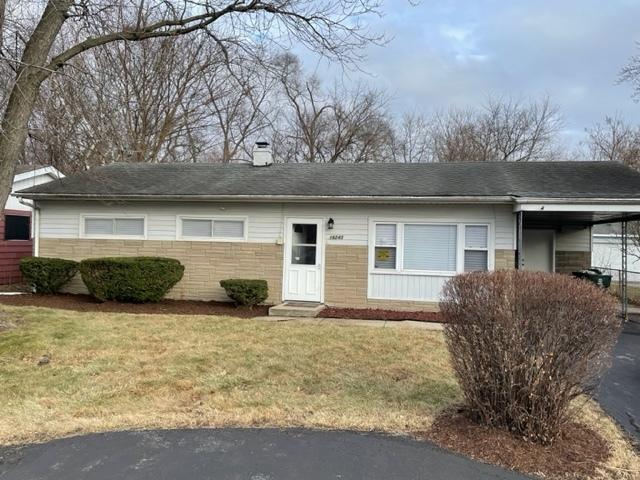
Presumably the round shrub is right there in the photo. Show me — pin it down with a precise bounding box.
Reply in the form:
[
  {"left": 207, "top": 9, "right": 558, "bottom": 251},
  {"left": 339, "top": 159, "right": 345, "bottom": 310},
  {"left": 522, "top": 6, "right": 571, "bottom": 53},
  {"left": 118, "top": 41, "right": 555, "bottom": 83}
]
[
  {"left": 440, "top": 270, "right": 620, "bottom": 445},
  {"left": 80, "top": 257, "right": 184, "bottom": 303},
  {"left": 220, "top": 279, "right": 268, "bottom": 307},
  {"left": 20, "top": 257, "right": 79, "bottom": 294}
]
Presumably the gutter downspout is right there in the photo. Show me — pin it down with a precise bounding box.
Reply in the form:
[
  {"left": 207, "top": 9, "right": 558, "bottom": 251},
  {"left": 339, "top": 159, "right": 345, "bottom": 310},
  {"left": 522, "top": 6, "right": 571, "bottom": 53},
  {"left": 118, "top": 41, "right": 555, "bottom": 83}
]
[{"left": 18, "top": 197, "right": 39, "bottom": 257}]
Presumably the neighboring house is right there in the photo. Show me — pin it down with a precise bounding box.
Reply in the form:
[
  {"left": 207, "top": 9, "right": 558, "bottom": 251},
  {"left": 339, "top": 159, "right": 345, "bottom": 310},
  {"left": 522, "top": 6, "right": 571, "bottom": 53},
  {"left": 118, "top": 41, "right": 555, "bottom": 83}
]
[
  {"left": 16, "top": 147, "right": 640, "bottom": 310},
  {"left": 592, "top": 223, "right": 640, "bottom": 283},
  {"left": 1, "top": 165, "right": 64, "bottom": 284}
]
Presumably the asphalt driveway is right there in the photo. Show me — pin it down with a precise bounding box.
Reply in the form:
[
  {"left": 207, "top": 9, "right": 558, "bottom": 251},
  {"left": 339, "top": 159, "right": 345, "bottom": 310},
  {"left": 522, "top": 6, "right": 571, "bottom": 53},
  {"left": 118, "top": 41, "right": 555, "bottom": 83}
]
[
  {"left": 599, "top": 317, "right": 640, "bottom": 442},
  {"left": 0, "top": 428, "right": 528, "bottom": 480}
]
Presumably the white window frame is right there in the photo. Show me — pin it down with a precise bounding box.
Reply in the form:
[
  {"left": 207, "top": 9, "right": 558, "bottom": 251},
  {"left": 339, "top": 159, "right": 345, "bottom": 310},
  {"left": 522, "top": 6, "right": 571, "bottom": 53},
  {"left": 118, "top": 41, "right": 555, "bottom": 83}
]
[
  {"left": 176, "top": 215, "right": 248, "bottom": 242},
  {"left": 373, "top": 223, "right": 397, "bottom": 270},
  {"left": 368, "top": 220, "right": 494, "bottom": 276},
  {"left": 463, "top": 224, "right": 490, "bottom": 272},
  {"left": 80, "top": 214, "right": 147, "bottom": 240}
]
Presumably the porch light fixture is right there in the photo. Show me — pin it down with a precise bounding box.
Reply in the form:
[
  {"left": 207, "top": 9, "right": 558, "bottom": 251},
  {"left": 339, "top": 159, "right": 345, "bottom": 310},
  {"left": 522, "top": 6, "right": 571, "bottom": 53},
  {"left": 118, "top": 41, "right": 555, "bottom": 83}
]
[{"left": 328, "top": 218, "right": 335, "bottom": 230}]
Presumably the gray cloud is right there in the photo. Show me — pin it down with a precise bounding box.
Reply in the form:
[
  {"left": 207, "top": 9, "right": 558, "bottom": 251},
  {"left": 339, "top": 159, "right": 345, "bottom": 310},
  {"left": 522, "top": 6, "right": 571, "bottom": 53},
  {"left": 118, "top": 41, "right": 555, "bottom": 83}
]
[{"left": 300, "top": 0, "right": 640, "bottom": 150}]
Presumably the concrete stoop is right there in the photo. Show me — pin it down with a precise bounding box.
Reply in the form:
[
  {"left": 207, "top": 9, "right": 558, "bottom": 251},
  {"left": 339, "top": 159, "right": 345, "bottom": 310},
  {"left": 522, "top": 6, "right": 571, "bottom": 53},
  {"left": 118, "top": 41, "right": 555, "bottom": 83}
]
[{"left": 268, "top": 302, "right": 324, "bottom": 318}]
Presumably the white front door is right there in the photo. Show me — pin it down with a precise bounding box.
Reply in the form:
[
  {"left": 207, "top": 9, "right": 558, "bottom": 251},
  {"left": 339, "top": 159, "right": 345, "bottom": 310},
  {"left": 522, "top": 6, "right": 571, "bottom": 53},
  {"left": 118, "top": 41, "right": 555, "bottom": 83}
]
[{"left": 283, "top": 218, "right": 324, "bottom": 302}]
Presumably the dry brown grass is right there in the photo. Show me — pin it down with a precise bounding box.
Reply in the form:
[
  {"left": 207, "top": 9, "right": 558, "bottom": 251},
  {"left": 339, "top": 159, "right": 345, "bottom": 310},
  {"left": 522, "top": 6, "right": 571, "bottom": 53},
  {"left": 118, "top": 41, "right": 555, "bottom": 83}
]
[
  {"left": 576, "top": 399, "right": 640, "bottom": 480},
  {"left": 0, "top": 305, "right": 458, "bottom": 446},
  {"left": 1, "top": 305, "right": 637, "bottom": 480}
]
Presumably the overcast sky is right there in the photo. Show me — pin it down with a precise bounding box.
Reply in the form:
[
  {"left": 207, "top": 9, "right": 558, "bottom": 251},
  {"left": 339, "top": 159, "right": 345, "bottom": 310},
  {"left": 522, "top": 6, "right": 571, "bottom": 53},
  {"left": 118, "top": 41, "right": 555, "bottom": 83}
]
[{"left": 302, "top": 0, "right": 640, "bottom": 150}]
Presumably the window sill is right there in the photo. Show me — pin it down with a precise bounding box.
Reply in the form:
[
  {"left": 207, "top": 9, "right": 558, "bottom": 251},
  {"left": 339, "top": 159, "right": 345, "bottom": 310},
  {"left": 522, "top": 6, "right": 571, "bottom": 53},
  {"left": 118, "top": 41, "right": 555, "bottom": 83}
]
[
  {"left": 177, "top": 237, "right": 247, "bottom": 242},
  {"left": 370, "top": 269, "right": 457, "bottom": 277},
  {"left": 80, "top": 235, "right": 146, "bottom": 241}
]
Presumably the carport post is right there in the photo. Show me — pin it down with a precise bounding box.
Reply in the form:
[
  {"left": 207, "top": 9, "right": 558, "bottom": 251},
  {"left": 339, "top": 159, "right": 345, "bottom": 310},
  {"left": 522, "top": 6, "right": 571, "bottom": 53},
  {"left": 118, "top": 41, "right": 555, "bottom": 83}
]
[
  {"left": 515, "top": 211, "right": 524, "bottom": 269},
  {"left": 621, "top": 221, "right": 628, "bottom": 320}
]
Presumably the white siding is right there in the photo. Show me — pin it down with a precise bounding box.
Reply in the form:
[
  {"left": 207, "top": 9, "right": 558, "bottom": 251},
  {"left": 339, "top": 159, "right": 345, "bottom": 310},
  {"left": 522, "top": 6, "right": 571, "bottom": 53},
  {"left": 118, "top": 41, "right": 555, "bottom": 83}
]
[
  {"left": 369, "top": 273, "right": 449, "bottom": 302},
  {"left": 38, "top": 200, "right": 516, "bottom": 248},
  {"left": 592, "top": 235, "right": 640, "bottom": 283},
  {"left": 555, "top": 227, "right": 591, "bottom": 252}
]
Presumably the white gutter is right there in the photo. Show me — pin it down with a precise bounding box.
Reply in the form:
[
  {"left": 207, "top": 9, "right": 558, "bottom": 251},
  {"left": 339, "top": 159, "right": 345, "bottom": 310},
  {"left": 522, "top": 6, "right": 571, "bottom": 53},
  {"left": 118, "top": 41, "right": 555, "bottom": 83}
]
[
  {"left": 17, "top": 193, "right": 640, "bottom": 208},
  {"left": 34, "top": 208, "right": 40, "bottom": 257},
  {"left": 514, "top": 202, "right": 640, "bottom": 213},
  {"left": 514, "top": 196, "right": 640, "bottom": 206},
  {"left": 18, "top": 197, "right": 39, "bottom": 257},
  {"left": 16, "top": 193, "right": 516, "bottom": 204}
]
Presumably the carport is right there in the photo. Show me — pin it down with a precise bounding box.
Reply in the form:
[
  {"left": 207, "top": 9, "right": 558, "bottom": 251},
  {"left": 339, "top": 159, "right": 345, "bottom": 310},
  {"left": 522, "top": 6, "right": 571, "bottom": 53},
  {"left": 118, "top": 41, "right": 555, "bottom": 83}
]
[{"left": 514, "top": 200, "right": 640, "bottom": 318}]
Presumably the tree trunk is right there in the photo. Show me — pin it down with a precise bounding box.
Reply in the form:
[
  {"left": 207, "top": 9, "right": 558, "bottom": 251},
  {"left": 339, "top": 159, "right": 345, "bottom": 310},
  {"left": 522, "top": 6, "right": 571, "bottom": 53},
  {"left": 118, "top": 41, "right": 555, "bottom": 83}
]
[
  {"left": 0, "top": 0, "right": 6, "bottom": 51},
  {"left": 0, "top": 0, "right": 71, "bottom": 208}
]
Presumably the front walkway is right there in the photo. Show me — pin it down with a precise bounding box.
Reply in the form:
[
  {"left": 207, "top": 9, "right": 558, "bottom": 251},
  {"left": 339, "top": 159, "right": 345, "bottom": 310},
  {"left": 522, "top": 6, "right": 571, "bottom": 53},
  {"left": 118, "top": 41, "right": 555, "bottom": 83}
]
[
  {"left": 599, "top": 317, "right": 640, "bottom": 442},
  {"left": 0, "top": 428, "right": 528, "bottom": 480}
]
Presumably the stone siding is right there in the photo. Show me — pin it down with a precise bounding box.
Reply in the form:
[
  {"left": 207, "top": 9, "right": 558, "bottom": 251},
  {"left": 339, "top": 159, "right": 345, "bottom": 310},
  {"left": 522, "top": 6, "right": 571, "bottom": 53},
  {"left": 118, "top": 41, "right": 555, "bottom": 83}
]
[
  {"left": 555, "top": 250, "right": 591, "bottom": 274},
  {"left": 41, "top": 238, "right": 515, "bottom": 311},
  {"left": 39, "top": 238, "right": 283, "bottom": 303},
  {"left": 495, "top": 249, "right": 516, "bottom": 270}
]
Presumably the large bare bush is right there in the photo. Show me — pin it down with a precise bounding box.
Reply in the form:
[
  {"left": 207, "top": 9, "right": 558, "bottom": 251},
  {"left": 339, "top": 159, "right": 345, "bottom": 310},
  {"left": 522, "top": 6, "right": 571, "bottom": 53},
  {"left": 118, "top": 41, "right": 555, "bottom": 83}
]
[{"left": 440, "top": 270, "right": 620, "bottom": 444}]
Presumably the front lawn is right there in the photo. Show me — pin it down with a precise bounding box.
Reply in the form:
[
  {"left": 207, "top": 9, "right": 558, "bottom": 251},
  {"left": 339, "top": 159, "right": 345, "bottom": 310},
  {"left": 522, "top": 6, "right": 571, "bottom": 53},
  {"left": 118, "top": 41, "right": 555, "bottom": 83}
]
[{"left": 0, "top": 305, "right": 458, "bottom": 445}]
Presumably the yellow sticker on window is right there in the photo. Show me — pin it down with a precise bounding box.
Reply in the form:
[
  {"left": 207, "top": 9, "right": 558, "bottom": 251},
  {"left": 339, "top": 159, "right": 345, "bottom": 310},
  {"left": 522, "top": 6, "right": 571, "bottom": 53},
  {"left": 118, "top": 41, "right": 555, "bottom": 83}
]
[{"left": 376, "top": 248, "right": 391, "bottom": 261}]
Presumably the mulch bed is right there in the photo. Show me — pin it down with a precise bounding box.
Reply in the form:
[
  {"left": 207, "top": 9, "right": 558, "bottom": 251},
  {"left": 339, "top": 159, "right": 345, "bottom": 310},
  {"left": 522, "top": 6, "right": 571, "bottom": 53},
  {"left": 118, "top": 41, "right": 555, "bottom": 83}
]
[
  {"left": 0, "top": 293, "right": 270, "bottom": 318},
  {"left": 424, "top": 409, "right": 610, "bottom": 479},
  {"left": 320, "top": 306, "right": 443, "bottom": 322}
]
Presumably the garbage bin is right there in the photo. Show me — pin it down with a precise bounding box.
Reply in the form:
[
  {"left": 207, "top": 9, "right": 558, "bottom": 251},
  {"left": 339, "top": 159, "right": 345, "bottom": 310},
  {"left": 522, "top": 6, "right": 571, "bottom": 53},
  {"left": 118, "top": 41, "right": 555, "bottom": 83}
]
[{"left": 572, "top": 268, "right": 612, "bottom": 288}]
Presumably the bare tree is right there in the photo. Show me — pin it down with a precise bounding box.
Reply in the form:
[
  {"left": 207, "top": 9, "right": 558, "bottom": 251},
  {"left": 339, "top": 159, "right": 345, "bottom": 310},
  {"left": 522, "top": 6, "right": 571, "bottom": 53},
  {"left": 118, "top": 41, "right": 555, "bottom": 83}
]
[
  {"left": 426, "top": 96, "right": 563, "bottom": 163},
  {"left": 391, "top": 111, "right": 431, "bottom": 163},
  {"left": 328, "top": 85, "right": 393, "bottom": 163},
  {"left": 273, "top": 53, "right": 392, "bottom": 163},
  {"left": 585, "top": 115, "right": 640, "bottom": 169},
  {"left": 0, "top": 0, "right": 383, "bottom": 207},
  {"left": 29, "top": 35, "right": 213, "bottom": 171},
  {"left": 272, "top": 53, "right": 331, "bottom": 163},
  {"left": 620, "top": 42, "right": 640, "bottom": 101},
  {"left": 428, "top": 107, "right": 490, "bottom": 162},
  {"left": 203, "top": 49, "right": 275, "bottom": 163},
  {"left": 484, "top": 96, "right": 562, "bottom": 162}
]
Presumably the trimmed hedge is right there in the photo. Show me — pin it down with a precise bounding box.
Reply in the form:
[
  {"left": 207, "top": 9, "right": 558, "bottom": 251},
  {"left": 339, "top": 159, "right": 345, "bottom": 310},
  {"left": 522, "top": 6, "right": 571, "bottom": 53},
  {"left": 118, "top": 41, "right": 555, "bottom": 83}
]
[
  {"left": 220, "top": 279, "right": 268, "bottom": 307},
  {"left": 80, "top": 257, "right": 184, "bottom": 303},
  {"left": 19, "top": 257, "right": 79, "bottom": 294}
]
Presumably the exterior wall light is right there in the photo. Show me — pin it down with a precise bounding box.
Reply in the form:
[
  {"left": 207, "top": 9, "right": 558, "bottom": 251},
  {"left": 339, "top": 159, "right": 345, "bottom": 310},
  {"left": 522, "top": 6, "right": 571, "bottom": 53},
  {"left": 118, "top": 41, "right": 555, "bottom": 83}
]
[{"left": 328, "top": 218, "right": 335, "bottom": 230}]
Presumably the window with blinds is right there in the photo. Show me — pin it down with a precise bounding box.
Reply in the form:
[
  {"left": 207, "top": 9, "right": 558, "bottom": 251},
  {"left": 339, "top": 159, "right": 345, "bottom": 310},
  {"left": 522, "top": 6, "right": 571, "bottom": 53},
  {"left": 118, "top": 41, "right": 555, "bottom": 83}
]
[
  {"left": 180, "top": 218, "right": 245, "bottom": 240},
  {"left": 464, "top": 225, "right": 489, "bottom": 272},
  {"left": 374, "top": 224, "right": 397, "bottom": 269},
  {"left": 371, "top": 222, "right": 490, "bottom": 274},
  {"left": 404, "top": 224, "right": 457, "bottom": 271},
  {"left": 84, "top": 217, "right": 144, "bottom": 237}
]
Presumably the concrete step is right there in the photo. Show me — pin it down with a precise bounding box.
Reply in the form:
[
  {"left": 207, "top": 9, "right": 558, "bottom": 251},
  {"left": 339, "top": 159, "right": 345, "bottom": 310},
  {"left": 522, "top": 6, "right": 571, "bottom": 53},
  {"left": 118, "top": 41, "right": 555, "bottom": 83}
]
[{"left": 268, "top": 302, "right": 324, "bottom": 318}]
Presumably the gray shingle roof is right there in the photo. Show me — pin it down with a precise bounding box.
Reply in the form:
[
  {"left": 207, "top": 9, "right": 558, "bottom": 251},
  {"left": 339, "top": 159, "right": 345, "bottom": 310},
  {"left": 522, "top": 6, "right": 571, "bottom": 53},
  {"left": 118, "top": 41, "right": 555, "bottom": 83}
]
[{"left": 16, "top": 161, "right": 640, "bottom": 200}]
